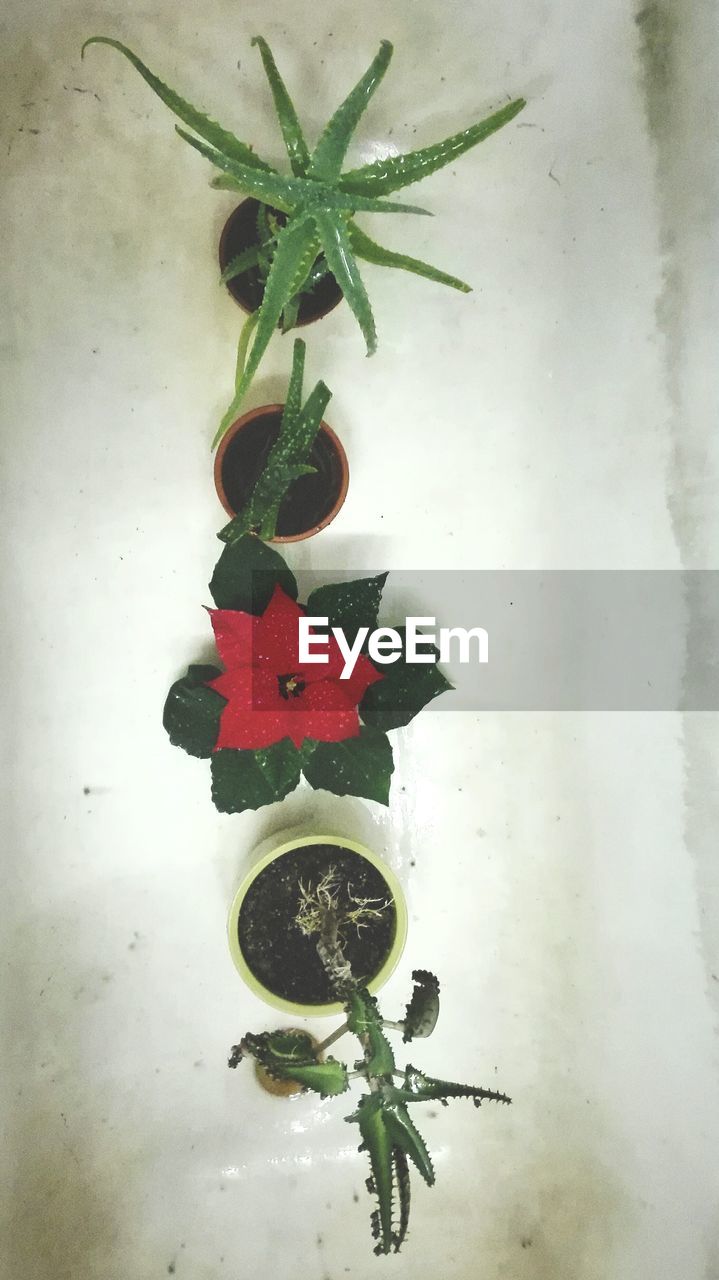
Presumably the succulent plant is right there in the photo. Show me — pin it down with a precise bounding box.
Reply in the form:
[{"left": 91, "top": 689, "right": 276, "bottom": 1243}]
[
  {"left": 231, "top": 878, "right": 510, "bottom": 1255},
  {"left": 82, "top": 36, "right": 525, "bottom": 444},
  {"left": 218, "top": 337, "right": 330, "bottom": 543}
]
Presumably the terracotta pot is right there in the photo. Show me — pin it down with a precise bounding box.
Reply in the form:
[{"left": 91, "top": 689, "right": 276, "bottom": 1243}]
[
  {"left": 214, "top": 403, "right": 349, "bottom": 543},
  {"left": 219, "top": 198, "right": 343, "bottom": 325}
]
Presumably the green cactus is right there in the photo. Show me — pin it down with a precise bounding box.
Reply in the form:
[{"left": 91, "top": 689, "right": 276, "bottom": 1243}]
[
  {"left": 82, "top": 35, "right": 525, "bottom": 444},
  {"left": 217, "top": 337, "right": 330, "bottom": 543},
  {"left": 231, "top": 965, "right": 510, "bottom": 1255}
]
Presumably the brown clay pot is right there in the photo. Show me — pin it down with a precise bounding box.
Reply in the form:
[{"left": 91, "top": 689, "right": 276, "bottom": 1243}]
[
  {"left": 219, "top": 198, "right": 344, "bottom": 325},
  {"left": 214, "top": 403, "right": 349, "bottom": 543}
]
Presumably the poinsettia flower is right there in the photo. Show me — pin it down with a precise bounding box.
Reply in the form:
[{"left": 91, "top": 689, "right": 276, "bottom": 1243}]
[{"left": 206, "top": 584, "right": 382, "bottom": 750}]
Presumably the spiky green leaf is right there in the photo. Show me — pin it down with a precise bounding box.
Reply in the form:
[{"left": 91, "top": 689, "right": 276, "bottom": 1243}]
[
  {"left": 220, "top": 244, "right": 262, "bottom": 284},
  {"left": 346, "top": 989, "right": 396, "bottom": 1077},
  {"left": 397, "top": 1067, "right": 512, "bottom": 1108},
  {"left": 313, "top": 211, "right": 377, "bottom": 354},
  {"left": 339, "top": 97, "right": 526, "bottom": 197},
  {"left": 81, "top": 37, "right": 273, "bottom": 171},
  {"left": 251, "top": 36, "right": 311, "bottom": 176},
  {"left": 310, "top": 40, "right": 393, "bottom": 180},
  {"left": 177, "top": 130, "right": 432, "bottom": 215},
  {"left": 347, "top": 1095, "right": 394, "bottom": 1255},
  {"left": 402, "top": 970, "right": 440, "bottom": 1042},
  {"left": 382, "top": 1101, "right": 435, "bottom": 1186},
  {"left": 282, "top": 337, "right": 306, "bottom": 429},
  {"left": 213, "top": 216, "right": 320, "bottom": 447},
  {"left": 348, "top": 220, "right": 471, "bottom": 292}
]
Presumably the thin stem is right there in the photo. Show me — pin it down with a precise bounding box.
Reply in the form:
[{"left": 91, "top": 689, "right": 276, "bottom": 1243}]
[
  {"left": 315, "top": 1021, "right": 350, "bottom": 1055},
  {"left": 381, "top": 1019, "right": 405, "bottom": 1033}
]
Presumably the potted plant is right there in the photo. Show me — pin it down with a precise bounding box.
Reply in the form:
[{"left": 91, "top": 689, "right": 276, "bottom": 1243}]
[
  {"left": 82, "top": 35, "right": 525, "bottom": 445},
  {"left": 227, "top": 834, "right": 408, "bottom": 1016},
  {"left": 230, "top": 883, "right": 511, "bottom": 1256},
  {"left": 163, "top": 536, "right": 451, "bottom": 811},
  {"left": 215, "top": 336, "right": 348, "bottom": 543}
]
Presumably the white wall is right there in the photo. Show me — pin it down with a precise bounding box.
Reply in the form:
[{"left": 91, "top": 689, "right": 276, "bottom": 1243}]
[{"left": 1, "top": 1, "right": 718, "bottom": 1277}]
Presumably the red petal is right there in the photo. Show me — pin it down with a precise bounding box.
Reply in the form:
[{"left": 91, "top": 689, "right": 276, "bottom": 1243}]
[
  {"left": 213, "top": 668, "right": 296, "bottom": 750},
  {"left": 296, "top": 680, "right": 361, "bottom": 744},
  {"left": 341, "top": 653, "right": 384, "bottom": 705},
  {"left": 207, "top": 607, "right": 254, "bottom": 669},
  {"left": 252, "top": 585, "right": 307, "bottom": 674}
]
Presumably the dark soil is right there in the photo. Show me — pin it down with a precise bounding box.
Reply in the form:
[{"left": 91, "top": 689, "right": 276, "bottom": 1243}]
[
  {"left": 219, "top": 198, "right": 343, "bottom": 324},
  {"left": 219, "top": 409, "right": 344, "bottom": 537},
  {"left": 238, "top": 844, "right": 397, "bottom": 1005}
]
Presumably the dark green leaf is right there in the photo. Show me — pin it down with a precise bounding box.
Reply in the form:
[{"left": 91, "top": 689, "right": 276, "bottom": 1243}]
[
  {"left": 309, "top": 40, "right": 393, "bottom": 180},
  {"left": 305, "top": 572, "right": 387, "bottom": 644},
  {"left": 402, "top": 970, "right": 440, "bottom": 1042},
  {"left": 82, "top": 38, "right": 274, "bottom": 171},
  {"left": 313, "top": 210, "right": 377, "bottom": 354},
  {"left": 251, "top": 36, "right": 311, "bottom": 177},
  {"left": 210, "top": 739, "right": 302, "bottom": 813},
  {"left": 213, "top": 216, "right": 321, "bottom": 446},
  {"left": 162, "top": 664, "right": 224, "bottom": 758},
  {"left": 209, "top": 534, "right": 297, "bottom": 610},
  {"left": 302, "top": 726, "right": 394, "bottom": 804},
  {"left": 339, "top": 98, "right": 526, "bottom": 197},
  {"left": 348, "top": 220, "right": 471, "bottom": 292},
  {"left": 360, "top": 628, "right": 452, "bottom": 730}
]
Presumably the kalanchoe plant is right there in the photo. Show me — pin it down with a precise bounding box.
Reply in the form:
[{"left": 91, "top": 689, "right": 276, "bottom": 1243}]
[
  {"left": 163, "top": 537, "right": 451, "bottom": 811},
  {"left": 81, "top": 35, "right": 525, "bottom": 445},
  {"left": 230, "top": 874, "right": 511, "bottom": 1256},
  {"left": 218, "top": 337, "right": 329, "bottom": 543}
]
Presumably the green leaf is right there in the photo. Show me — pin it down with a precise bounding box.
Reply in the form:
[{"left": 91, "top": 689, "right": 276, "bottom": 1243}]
[
  {"left": 251, "top": 36, "right": 311, "bottom": 177},
  {"left": 81, "top": 38, "right": 273, "bottom": 171},
  {"left": 213, "top": 216, "right": 321, "bottom": 447},
  {"left": 282, "top": 337, "right": 305, "bottom": 429},
  {"left": 309, "top": 40, "right": 393, "bottom": 181},
  {"left": 176, "top": 130, "right": 432, "bottom": 216},
  {"left": 402, "top": 970, "right": 440, "bottom": 1042},
  {"left": 348, "top": 220, "right": 471, "bottom": 292},
  {"left": 302, "top": 726, "right": 394, "bottom": 804},
  {"left": 347, "top": 1095, "right": 394, "bottom": 1256},
  {"left": 305, "top": 572, "right": 387, "bottom": 644},
  {"left": 313, "top": 210, "right": 377, "bottom": 355},
  {"left": 346, "top": 990, "right": 396, "bottom": 1077},
  {"left": 359, "top": 627, "right": 452, "bottom": 730},
  {"left": 209, "top": 534, "right": 297, "bottom": 609},
  {"left": 210, "top": 739, "right": 302, "bottom": 813},
  {"left": 220, "top": 244, "right": 262, "bottom": 284},
  {"left": 339, "top": 97, "right": 526, "bottom": 197},
  {"left": 162, "top": 664, "right": 224, "bottom": 758},
  {"left": 276, "top": 1057, "right": 350, "bottom": 1097},
  {"left": 280, "top": 295, "right": 300, "bottom": 333},
  {"left": 382, "top": 1101, "right": 435, "bottom": 1186},
  {"left": 396, "top": 1068, "right": 512, "bottom": 1109}
]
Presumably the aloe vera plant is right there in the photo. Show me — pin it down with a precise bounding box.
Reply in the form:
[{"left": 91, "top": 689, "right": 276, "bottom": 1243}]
[
  {"left": 82, "top": 36, "right": 525, "bottom": 445},
  {"left": 230, "top": 872, "right": 510, "bottom": 1255},
  {"left": 217, "top": 337, "right": 330, "bottom": 543}
]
